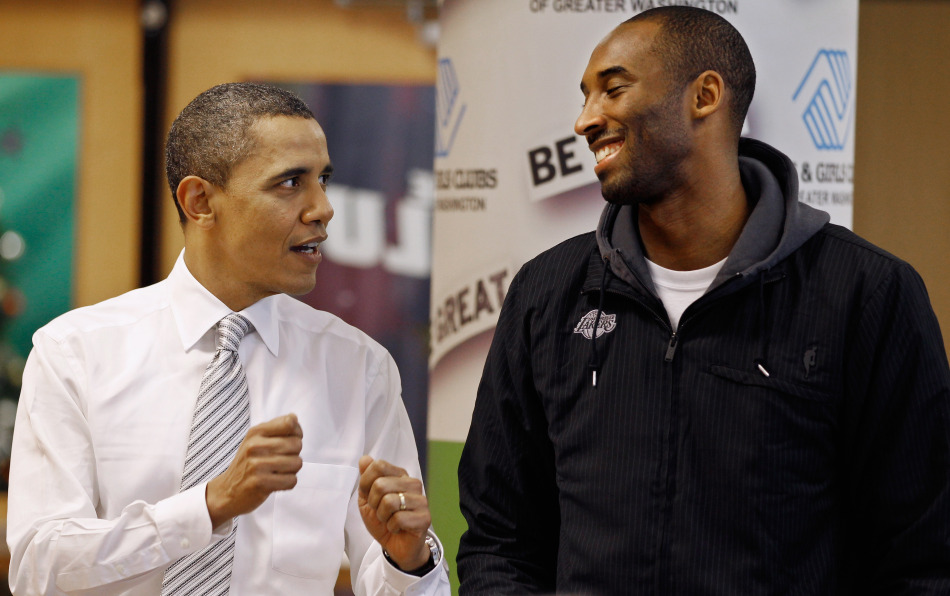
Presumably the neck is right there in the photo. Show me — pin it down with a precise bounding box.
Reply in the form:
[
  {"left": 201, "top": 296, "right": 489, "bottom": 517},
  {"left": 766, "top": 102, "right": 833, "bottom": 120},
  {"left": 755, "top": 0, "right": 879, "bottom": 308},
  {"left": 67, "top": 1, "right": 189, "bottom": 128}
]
[
  {"left": 183, "top": 242, "right": 266, "bottom": 312},
  {"left": 637, "top": 164, "right": 748, "bottom": 271}
]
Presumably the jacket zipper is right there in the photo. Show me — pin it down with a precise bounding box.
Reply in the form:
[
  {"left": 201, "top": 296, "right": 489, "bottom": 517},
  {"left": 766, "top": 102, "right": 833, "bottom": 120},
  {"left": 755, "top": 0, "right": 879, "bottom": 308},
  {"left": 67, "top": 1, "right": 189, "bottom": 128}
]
[
  {"left": 594, "top": 260, "right": 748, "bottom": 365},
  {"left": 662, "top": 274, "right": 747, "bottom": 364},
  {"left": 664, "top": 333, "right": 678, "bottom": 362}
]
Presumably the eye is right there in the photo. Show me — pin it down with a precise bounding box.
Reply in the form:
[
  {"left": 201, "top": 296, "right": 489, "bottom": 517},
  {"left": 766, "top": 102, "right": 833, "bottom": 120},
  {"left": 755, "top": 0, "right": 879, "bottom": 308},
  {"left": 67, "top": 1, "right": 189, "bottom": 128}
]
[
  {"left": 606, "top": 85, "right": 625, "bottom": 96},
  {"left": 318, "top": 173, "right": 331, "bottom": 187},
  {"left": 278, "top": 176, "right": 300, "bottom": 188}
]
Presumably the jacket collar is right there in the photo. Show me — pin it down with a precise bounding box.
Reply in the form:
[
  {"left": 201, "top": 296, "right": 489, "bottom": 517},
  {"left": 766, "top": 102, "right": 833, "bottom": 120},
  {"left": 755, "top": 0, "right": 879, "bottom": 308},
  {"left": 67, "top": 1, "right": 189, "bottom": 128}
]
[{"left": 595, "top": 137, "right": 830, "bottom": 297}]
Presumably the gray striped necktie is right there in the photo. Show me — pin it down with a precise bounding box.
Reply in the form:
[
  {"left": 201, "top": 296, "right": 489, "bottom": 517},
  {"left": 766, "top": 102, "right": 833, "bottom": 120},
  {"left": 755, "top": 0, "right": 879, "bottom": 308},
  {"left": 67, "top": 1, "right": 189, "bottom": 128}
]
[{"left": 162, "top": 313, "right": 252, "bottom": 596}]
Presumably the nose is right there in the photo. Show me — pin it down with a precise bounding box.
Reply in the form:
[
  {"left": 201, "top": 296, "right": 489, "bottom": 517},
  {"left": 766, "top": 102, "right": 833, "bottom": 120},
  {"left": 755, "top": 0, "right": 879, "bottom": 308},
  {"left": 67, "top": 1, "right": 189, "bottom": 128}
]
[
  {"left": 575, "top": 98, "right": 606, "bottom": 138},
  {"left": 303, "top": 185, "right": 334, "bottom": 227}
]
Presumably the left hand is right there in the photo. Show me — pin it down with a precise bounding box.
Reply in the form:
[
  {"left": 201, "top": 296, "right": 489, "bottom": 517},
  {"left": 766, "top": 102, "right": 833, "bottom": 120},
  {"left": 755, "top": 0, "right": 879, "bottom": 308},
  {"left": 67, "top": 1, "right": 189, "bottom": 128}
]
[{"left": 358, "top": 455, "right": 432, "bottom": 572}]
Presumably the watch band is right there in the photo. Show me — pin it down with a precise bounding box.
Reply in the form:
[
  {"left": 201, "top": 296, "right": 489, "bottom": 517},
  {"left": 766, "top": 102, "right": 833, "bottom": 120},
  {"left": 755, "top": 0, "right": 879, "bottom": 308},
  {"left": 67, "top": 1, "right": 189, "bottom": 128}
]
[{"left": 383, "top": 533, "right": 441, "bottom": 577}]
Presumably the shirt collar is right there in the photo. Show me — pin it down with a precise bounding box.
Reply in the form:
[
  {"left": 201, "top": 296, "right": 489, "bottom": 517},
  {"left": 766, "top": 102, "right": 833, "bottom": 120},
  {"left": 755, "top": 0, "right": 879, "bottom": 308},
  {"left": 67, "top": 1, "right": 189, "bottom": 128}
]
[{"left": 168, "top": 250, "right": 280, "bottom": 356}]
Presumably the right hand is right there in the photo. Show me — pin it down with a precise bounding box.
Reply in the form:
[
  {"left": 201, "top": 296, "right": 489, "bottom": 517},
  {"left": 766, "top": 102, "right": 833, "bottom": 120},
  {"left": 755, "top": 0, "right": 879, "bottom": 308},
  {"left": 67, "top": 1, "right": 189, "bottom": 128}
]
[{"left": 205, "top": 413, "right": 303, "bottom": 528}]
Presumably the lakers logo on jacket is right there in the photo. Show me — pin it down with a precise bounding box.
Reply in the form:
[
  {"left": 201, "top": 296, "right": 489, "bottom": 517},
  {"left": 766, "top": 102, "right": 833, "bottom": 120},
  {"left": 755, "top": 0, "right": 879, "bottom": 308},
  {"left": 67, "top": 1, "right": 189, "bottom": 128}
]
[{"left": 573, "top": 309, "right": 617, "bottom": 340}]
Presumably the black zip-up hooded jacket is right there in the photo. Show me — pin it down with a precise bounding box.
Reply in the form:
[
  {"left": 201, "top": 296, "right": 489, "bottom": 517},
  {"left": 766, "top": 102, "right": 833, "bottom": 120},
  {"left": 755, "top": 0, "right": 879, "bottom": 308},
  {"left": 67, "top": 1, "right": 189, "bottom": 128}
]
[{"left": 458, "top": 138, "right": 950, "bottom": 595}]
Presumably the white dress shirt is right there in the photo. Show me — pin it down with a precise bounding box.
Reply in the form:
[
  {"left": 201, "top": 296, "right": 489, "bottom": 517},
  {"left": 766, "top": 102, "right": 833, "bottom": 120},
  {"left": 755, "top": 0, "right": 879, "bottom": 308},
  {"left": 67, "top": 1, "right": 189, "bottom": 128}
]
[{"left": 7, "top": 252, "right": 450, "bottom": 596}]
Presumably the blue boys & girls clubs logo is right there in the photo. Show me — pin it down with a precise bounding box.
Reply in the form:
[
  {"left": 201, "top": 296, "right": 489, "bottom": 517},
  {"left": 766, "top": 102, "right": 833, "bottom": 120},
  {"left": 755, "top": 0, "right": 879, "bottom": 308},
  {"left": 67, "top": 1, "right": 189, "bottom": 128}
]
[
  {"left": 792, "top": 49, "right": 854, "bottom": 151},
  {"left": 436, "top": 58, "right": 466, "bottom": 158}
]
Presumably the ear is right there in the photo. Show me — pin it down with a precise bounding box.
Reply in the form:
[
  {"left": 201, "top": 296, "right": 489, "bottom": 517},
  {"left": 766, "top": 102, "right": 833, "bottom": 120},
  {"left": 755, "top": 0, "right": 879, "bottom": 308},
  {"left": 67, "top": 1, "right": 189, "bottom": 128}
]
[
  {"left": 176, "top": 176, "right": 217, "bottom": 229},
  {"left": 690, "top": 70, "right": 725, "bottom": 121}
]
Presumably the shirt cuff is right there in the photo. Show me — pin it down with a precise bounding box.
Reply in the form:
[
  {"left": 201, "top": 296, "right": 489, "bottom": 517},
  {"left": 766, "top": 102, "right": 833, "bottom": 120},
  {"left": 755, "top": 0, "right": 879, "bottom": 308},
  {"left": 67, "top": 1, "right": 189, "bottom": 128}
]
[
  {"left": 381, "top": 532, "right": 449, "bottom": 595},
  {"left": 152, "top": 483, "right": 218, "bottom": 560}
]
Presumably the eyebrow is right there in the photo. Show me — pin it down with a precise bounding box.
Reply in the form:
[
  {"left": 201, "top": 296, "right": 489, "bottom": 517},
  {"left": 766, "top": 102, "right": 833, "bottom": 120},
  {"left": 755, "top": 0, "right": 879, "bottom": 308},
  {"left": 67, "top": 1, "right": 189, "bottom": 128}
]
[
  {"left": 580, "top": 66, "right": 633, "bottom": 94},
  {"left": 270, "top": 167, "right": 308, "bottom": 183},
  {"left": 268, "top": 163, "right": 334, "bottom": 184}
]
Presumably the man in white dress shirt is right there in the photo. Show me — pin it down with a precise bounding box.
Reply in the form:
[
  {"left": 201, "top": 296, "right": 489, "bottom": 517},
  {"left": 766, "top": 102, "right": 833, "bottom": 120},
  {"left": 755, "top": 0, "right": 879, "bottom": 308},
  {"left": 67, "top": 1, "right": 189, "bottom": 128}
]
[{"left": 6, "top": 83, "right": 450, "bottom": 595}]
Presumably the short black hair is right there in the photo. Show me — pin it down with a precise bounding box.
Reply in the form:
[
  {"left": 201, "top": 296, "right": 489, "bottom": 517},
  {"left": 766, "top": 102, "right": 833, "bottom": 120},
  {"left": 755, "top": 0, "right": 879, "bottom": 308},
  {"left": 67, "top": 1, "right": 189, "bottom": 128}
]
[
  {"left": 626, "top": 6, "right": 756, "bottom": 136},
  {"left": 164, "top": 82, "right": 315, "bottom": 222}
]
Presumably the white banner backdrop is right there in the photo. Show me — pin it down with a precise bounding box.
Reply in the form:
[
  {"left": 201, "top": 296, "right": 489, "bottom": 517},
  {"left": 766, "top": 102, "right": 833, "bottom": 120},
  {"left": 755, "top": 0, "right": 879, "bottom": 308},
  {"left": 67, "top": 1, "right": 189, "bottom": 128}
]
[{"left": 427, "top": 1, "right": 857, "bottom": 587}]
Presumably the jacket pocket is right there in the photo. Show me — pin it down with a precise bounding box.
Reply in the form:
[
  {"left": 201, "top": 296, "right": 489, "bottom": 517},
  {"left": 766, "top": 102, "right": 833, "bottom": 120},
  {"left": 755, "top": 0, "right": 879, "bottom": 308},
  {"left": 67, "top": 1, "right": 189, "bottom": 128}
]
[
  {"left": 709, "top": 364, "right": 834, "bottom": 403},
  {"left": 707, "top": 362, "right": 838, "bottom": 502},
  {"left": 272, "top": 462, "right": 359, "bottom": 579}
]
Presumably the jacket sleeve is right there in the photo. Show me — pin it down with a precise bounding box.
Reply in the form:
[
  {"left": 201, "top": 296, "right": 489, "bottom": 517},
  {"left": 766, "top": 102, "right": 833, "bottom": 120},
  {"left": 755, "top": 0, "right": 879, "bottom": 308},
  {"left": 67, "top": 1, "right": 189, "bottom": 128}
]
[
  {"left": 7, "top": 335, "right": 220, "bottom": 595},
  {"left": 841, "top": 262, "right": 950, "bottom": 595},
  {"left": 457, "top": 267, "right": 560, "bottom": 594}
]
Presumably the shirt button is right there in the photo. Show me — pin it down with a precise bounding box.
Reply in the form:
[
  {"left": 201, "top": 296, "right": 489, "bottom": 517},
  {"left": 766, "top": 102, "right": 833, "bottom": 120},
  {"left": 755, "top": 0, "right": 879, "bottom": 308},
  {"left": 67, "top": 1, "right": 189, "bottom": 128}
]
[
  {"left": 181, "top": 538, "right": 190, "bottom": 549},
  {"left": 116, "top": 563, "right": 126, "bottom": 575}
]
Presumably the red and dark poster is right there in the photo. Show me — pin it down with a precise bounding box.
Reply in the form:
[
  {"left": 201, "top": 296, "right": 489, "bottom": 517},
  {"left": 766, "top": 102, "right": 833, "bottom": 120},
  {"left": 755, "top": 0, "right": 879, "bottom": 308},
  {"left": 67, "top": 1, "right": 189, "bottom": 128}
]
[{"left": 274, "top": 82, "right": 435, "bottom": 472}]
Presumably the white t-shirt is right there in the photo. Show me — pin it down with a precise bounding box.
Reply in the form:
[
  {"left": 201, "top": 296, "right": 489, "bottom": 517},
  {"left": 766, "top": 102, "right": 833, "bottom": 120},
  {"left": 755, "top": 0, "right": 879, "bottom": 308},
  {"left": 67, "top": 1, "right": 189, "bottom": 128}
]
[{"left": 645, "top": 257, "right": 727, "bottom": 330}]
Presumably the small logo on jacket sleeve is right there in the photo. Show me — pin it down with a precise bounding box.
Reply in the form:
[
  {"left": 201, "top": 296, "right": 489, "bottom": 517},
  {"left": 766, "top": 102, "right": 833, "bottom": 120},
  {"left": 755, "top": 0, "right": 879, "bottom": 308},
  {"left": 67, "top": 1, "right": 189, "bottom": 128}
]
[
  {"left": 574, "top": 309, "right": 617, "bottom": 340},
  {"left": 804, "top": 346, "right": 818, "bottom": 378}
]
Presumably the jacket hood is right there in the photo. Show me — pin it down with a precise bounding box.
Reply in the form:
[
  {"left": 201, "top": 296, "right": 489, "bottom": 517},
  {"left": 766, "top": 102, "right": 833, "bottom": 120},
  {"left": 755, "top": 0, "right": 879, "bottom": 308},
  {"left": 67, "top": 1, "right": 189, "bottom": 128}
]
[{"left": 595, "top": 137, "right": 830, "bottom": 296}]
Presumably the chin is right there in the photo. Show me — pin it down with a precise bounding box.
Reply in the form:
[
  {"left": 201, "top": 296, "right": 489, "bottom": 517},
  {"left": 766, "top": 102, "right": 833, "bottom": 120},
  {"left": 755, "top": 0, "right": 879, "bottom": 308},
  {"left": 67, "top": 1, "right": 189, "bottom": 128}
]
[
  {"left": 598, "top": 167, "right": 632, "bottom": 202},
  {"left": 600, "top": 171, "right": 666, "bottom": 206},
  {"left": 288, "top": 284, "right": 318, "bottom": 297},
  {"left": 601, "top": 180, "right": 637, "bottom": 205},
  {"left": 278, "top": 277, "right": 319, "bottom": 297}
]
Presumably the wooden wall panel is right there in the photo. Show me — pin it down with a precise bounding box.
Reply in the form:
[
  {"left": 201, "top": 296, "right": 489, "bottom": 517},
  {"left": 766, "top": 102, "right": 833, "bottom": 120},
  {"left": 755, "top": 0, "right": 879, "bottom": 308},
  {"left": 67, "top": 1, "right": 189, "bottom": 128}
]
[
  {"left": 854, "top": 1, "right": 950, "bottom": 356},
  {"left": 0, "top": 0, "right": 141, "bottom": 308}
]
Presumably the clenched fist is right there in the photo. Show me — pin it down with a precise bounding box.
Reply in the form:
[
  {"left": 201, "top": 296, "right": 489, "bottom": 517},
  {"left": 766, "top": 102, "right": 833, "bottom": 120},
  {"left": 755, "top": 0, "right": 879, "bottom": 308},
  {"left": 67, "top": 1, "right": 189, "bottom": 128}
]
[
  {"left": 358, "top": 455, "right": 432, "bottom": 572},
  {"left": 206, "top": 414, "right": 303, "bottom": 528}
]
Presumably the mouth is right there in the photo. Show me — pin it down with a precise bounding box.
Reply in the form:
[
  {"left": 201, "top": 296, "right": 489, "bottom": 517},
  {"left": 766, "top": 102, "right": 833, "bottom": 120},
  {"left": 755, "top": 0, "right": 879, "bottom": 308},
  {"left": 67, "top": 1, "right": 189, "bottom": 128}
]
[
  {"left": 290, "top": 238, "right": 325, "bottom": 260},
  {"left": 291, "top": 241, "right": 320, "bottom": 254},
  {"left": 594, "top": 141, "right": 624, "bottom": 164},
  {"left": 591, "top": 138, "right": 624, "bottom": 176}
]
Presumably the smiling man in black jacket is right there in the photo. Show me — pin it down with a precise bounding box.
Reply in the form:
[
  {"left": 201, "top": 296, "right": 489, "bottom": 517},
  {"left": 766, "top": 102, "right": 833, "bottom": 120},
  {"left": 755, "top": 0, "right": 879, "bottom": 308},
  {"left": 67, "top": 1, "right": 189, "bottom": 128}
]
[{"left": 457, "top": 6, "right": 950, "bottom": 595}]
